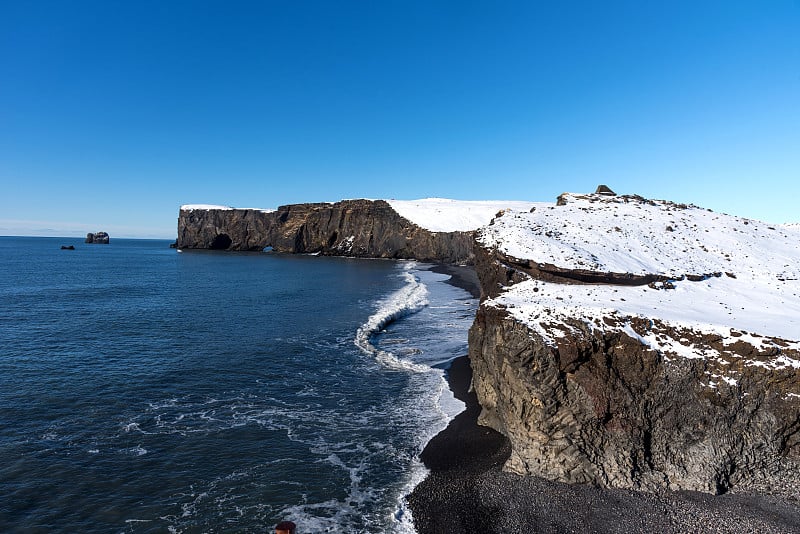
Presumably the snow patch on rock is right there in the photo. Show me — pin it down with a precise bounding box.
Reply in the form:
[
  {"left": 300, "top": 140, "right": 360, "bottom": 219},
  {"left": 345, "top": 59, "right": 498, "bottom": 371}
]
[{"left": 481, "top": 193, "right": 800, "bottom": 366}]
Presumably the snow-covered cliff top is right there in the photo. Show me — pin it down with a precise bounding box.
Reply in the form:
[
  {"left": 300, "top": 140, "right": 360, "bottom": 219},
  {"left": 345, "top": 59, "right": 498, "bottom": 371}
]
[
  {"left": 180, "top": 204, "right": 275, "bottom": 213},
  {"left": 479, "top": 193, "right": 800, "bottom": 361},
  {"left": 386, "top": 198, "right": 542, "bottom": 232},
  {"left": 181, "top": 204, "right": 233, "bottom": 210},
  {"left": 480, "top": 193, "right": 800, "bottom": 281}
]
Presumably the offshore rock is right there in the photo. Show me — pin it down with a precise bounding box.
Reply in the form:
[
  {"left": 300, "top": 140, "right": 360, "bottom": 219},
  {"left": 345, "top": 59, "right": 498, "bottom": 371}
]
[
  {"left": 177, "top": 200, "right": 474, "bottom": 264},
  {"left": 85, "top": 232, "right": 109, "bottom": 244},
  {"left": 469, "top": 193, "right": 800, "bottom": 495}
]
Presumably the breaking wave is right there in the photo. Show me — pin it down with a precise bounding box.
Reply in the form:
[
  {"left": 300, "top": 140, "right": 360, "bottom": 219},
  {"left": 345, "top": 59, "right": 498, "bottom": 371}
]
[{"left": 354, "top": 264, "right": 431, "bottom": 373}]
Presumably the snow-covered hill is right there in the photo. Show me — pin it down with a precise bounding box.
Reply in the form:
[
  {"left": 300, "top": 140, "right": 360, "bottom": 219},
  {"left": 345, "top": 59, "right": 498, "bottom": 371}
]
[
  {"left": 470, "top": 191, "right": 800, "bottom": 494},
  {"left": 386, "top": 198, "right": 542, "bottom": 232},
  {"left": 478, "top": 192, "right": 800, "bottom": 363}
]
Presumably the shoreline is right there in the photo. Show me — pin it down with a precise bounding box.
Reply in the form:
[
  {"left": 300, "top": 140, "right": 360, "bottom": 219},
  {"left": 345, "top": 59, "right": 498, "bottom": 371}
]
[
  {"left": 428, "top": 264, "right": 481, "bottom": 299},
  {"left": 406, "top": 355, "right": 510, "bottom": 532},
  {"left": 409, "top": 267, "right": 800, "bottom": 533},
  {"left": 408, "top": 358, "right": 800, "bottom": 534}
]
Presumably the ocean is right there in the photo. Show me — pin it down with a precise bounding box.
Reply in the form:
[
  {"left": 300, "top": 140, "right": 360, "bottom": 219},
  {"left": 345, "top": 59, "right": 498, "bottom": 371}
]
[{"left": 0, "top": 237, "right": 477, "bottom": 533}]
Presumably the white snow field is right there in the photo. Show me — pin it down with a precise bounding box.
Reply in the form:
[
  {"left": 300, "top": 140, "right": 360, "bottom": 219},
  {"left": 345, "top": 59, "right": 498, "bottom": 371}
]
[
  {"left": 386, "top": 198, "right": 543, "bottom": 232},
  {"left": 478, "top": 193, "right": 800, "bottom": 367}
]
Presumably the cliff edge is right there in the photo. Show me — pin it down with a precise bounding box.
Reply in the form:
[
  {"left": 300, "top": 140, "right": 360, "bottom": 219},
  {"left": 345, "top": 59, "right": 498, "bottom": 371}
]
[{"left": 470, "top": 192, "right": 800, "bottom": 494}]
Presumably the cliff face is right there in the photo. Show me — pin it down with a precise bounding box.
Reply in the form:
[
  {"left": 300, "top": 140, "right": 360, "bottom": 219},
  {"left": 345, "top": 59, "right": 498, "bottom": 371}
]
[
  {"left": 177, "top": 200, "right": 474, "bottom": 263},
  {"left": 178, "top": 208, "right": 273, "bottom": 251},
  {"left": 469, "top": 193, "right": 800, "bottom": 494}
]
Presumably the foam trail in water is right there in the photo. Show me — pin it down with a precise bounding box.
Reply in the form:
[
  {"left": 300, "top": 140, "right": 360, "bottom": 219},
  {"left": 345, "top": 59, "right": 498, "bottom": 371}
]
[{"left": 355, "top": 264, "right": 431, "bottom": 373}]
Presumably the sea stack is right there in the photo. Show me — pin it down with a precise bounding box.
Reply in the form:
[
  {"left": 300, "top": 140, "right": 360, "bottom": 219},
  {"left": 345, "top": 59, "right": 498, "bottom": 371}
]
[{"left": 85, "top": 231, "right": 110, "bottom": 244}]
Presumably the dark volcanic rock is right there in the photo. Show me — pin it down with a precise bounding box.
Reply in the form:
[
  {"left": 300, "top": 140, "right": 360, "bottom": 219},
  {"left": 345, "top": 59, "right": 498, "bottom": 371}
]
[
  {"left": 85, "top": 232, "right": 109, "bottom": 244},
  {"left": 408, "top": 358, "right": 800, "bottom": 534},
  {"left": 469, "top": 301, "right": 800, "bottom": 494},
  {"left": 469, "top": 194, "right": 800, "bottom": 496},
  {"left": 595, "top": 184, "right": 617, "bottom": 195},
  {"left": 209, "top": 233, "right": 232, "bottom": 250},
  {"left": 177, "top": 200, "right": 474, "bottom": 263},
  {"left": 178, "top": 208, "right": 273, "bottom": 251}
]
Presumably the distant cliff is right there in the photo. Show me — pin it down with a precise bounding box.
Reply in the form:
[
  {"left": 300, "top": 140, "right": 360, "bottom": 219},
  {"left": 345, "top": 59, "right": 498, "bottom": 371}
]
[
  {"left": 177, "top": 199, "right": 475, "bottom": 264},
  {"left": 469, "top": 193, "right": 800, "bottom": 495}
]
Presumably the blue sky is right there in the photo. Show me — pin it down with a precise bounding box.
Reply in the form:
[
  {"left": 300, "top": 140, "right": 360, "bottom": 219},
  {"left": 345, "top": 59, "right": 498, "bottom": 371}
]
[{"left": 1, "top": 1, "right": 798, "bottom": 238}]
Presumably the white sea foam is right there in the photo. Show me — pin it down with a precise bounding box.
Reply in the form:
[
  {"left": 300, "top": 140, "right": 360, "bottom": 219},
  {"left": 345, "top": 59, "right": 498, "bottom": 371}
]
[
  {"left": 393, "top": 457, "right": 429, "bottom": 533},
  {"left": 127, "top": 445, "right": 148, "bottom": 456},
  {"left": 122, "top": 421, "right": 144, "bottom": 433},
  {"left": 276, "top": 434, "right": 405, "bottom": 531},
  {"left": 354, "top": 263, "right": 431, "bottom": 373},
  {"left": 387, "top": 372, "right": 461, "bottom": 534},
  {"left": 116, "top": 263, "right": 474, "bottom": 533},
  {"left": 351, "top": 265, "right": 474, "bottom": 532}
]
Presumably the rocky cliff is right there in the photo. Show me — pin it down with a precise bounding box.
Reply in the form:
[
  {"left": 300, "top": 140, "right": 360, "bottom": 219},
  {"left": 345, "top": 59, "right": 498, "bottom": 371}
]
[
  {"left": 177, "top": 192, "right": 800, "bottom": 496},
  {"left": 469, "top": 192, "right": 800, "bottom": 494},
  {"left": 177, "top": 199, "right": 474, "bottom": 264}
]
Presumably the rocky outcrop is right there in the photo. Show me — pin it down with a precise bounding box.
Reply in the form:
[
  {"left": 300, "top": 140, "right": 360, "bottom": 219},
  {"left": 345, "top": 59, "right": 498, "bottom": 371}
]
[
  {"left": 469, "top": 300, "right": 800, "bottom": 494},
  {"left": 469, "top": 194, "right": 800, "bottom": 495},
  {"left": 177, "top": 200, "right": 475, "bottom": 263},
  {"left": 85, "top": 232, "right": 109, "bottom": 244}
]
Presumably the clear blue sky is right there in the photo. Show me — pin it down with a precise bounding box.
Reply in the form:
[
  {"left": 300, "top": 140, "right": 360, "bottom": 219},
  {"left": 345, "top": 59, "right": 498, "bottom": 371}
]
[{"left": 1, "top": 1, "right": 798, "bottom": 238}]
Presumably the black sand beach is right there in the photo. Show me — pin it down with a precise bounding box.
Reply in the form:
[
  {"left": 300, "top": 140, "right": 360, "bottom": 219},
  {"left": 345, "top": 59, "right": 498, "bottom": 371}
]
[
  {"left": 429, "top": 264, "right": 481, "bottom": 299},
  {"left": 410, "top": 267, "right": 800, "bottom": 534}
]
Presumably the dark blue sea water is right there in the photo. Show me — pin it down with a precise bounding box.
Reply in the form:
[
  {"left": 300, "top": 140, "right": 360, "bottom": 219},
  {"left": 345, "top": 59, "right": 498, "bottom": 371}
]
[{"left": 0, "top": 237, "right": 477, "bottom": 533}]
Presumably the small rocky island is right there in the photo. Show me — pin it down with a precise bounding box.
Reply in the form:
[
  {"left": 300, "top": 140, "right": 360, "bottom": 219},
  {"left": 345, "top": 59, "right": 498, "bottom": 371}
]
[{"left": 85, "top": 231, "right": 109, "bottom": 244}]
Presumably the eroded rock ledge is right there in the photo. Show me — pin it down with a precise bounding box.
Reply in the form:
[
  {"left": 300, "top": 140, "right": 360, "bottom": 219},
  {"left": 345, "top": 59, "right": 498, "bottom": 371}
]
[
  {"left": 469, "top": 194, "right": 800, "bottom": 495},
  {"left": 177, "top": 199, "right": 474, "bottom": 264}
]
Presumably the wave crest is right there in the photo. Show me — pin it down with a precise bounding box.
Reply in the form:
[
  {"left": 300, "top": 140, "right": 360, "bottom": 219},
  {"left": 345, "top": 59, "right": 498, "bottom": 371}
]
[{"left": 355, "top": 266, "right": 431, "bottom": 372}]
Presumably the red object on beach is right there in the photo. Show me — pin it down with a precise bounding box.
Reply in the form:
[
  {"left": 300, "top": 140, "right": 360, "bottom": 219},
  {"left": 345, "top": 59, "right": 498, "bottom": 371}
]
[{"left": 275, "top": 520, "right": 297, "bottom": 534}]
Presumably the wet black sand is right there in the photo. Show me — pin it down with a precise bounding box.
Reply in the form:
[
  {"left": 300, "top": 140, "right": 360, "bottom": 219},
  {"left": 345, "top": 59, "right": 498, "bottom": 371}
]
[
  {"left": 408, "top": 356, "right": 800, "bottom": 533},
  {"left": 410, "top": 266, "right": 800, "bottom": 533},
  {"left": 429, "top": 264, "right": 481, "bottom": 299}
]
